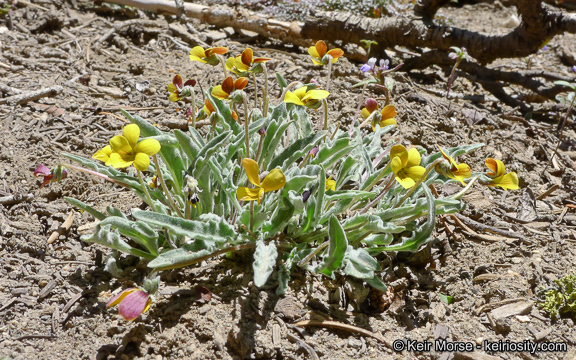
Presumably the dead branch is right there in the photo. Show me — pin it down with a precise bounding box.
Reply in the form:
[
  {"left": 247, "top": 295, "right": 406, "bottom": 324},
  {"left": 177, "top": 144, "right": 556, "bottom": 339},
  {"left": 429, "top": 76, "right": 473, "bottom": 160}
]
[{"left": 0, "top": 86, "right": 63, "bottom": 106}]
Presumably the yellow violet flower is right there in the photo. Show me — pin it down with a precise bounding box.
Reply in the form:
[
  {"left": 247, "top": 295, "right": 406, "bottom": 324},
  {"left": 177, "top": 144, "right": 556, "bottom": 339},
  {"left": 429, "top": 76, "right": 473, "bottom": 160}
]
[
  {"left": 189, "top": 46, "right": 228, "bottom": 65},
  {"left": 93, "top": 145, "right": 113, "bottom": 166},
  {"left": 107, "top": 124, "right": 161, "bottom": 172},
  {"left": 284, "top": 86, "right": 330, "bottom": 109},
  {"left": 484, "top": 158, "right": 519, "bottom": 190},
  {"left": 198, "top": 98, "right": 238, "bottom": 121},
  {"left": 226, "top": 48, "right": 271, "bottom": 75},
  {"left": 361, "top": 99, "right": 397, "bottom": 131},
  {"left": 236, "top": 158, "right": 286, "bottom": 204},
  {"left": 326, "top": 176, "right": 336, "bottom": 191},
  {"left": 390, "top": 145, "right": 426, "bottom": 189},
  {"left": 167, "top": 74, "right": 196, "bottom": 102},
  {"left": 212, "top": 76, "right": 249, "bottom": 100},
  {"left": 435, "top": 146, "right": 471, "bottom": 185},
  {"left": 308, "top": 40, "right": 344, "bottom": 66}
]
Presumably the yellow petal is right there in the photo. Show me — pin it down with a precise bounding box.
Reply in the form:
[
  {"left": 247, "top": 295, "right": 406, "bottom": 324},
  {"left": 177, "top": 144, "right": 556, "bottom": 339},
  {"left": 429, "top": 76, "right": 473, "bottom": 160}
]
[
  {"left": 485, "top": 158, "right": 506, "bottom": 178},
  {"left": 169, "top": 93, "right": 179, "bottom": 102},
  {"left": 93, "top": 145, "right": 112, "bottom": 162},
  {"left": 390, "top": 156, "right": 404, "bottom": 175},
  {"left": 390, "top": 145, "right": 408, "bottom": 167},
  {"left": 108, "top": 152, "right": 134, "bottom": 169},
  {"left": 284, "top": 91, "right": 305, "bottom": 106},
  {"left": 380, "top": 105, "right": 397, "bottom": 120},
  {"left": 133, "top": 152, "right": 151, "bottom": 171},
  {"left": 225, "top": 57, "right": 236, "bottom": 71},
  {"left": 405, "top": 148, "right": 422, "bottom": 168},
  {"left": 236, "top": 186, "right": 261, "bottom": 201},
  {"left": 379, "top": 118, "right": 397, "bottom": 127},
  {"left": 107, "top": 288, "right": 138, "bottom": 308},
  {"left": 361, "top": 108, "right": 371, "bottom": 120},
  {"left": 243, "top": 158, "right": 261, "bottom": 187},
  {"left": 212, "top": 85, "right": 229, "bottom": 100},
  {"left": 122, "top": 124, "right": 140, "bottom": 149},
  {"left": 143, "top": 298, "right": 152, "bottom": 314},
  {"left": 394, "top": 170, "right": 416, "bottom": 189},
  {"left": 234, "top": 56, "right": 250, "bottom": 71},
  {"left": 109, "top": 135, "right": 132, "bottom": 154},
  {"left": 326, "top": 177, "right": 336, "bottom": 191},
  {"left": 302, "top": 89, "right": 330, "bottom": 101},
  {"left": 167, "top": 83, "right": 176, "bottom": 93},
  {"left": 490, "top": 172, "right": 519, "bottom": 190},
  {"left": 327, "top": 48, "right": 344, "bottom": 62},
  {"left": 404, "top": 165, "right": 426, "bottom": 182},
  {"left": 454, "top": 163, "right": 471, "bottom": 179},
  {"left": 261, "top": 169, "right": 286, "bottom": 192},
  {"left": 135, "top": 139, "right": 161, "bottom": 156},
  {"left": 310, "top": 58, "right": 324, "bottom": 66},
  {"left": 308, "top": 45, "right": 320, "bottom": 59},
  {"left": 189, "top": 46, "right": 206, "bottom": 61}
]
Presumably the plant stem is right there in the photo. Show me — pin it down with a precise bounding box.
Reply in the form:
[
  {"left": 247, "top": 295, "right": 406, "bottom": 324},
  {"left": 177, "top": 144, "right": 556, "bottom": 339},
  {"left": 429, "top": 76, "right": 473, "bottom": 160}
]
[
  {"left": 394, "top": 158, "right": 443, "bottom": 208},
  {"left": 137, "top": 170, "right": 155, "bottom": 208},
  {"left": 252, "top": 73, "right": 258, "bottom": 109},
  {"left": 189, "top": 89, "right": 196, "bottom": 129},
  {"left": 152, "top": 155, "right": 184, "bottom": 218},
  {"left": 218, "top": 54, "right": 228, "bottom": 79},
  {"left": 255, "top": 133, "right": 265, "bottom": 166},
  {"left": 321, "top": 98, "right": 329, "bottom": 131},
  {"left": 243, "top": 92, "right": 250, "bottom": 159},
  {"left": 446, "top": 58, "right": 461, "bottom": 98},
  {"left": 359, "top": 175, "right": 395, "bottom": 214},
  {"left": 297, "top": 240, "right": 329, "bottom": 267},
  {"left": 62, "top": 163, "right": 130, "bottom": 188},
  {"left": 349, "top": 83, "right": 368, "bottom": 135},
  {"left": 449, "top": 176, "right": 478, "bottom": 200},
  {"left": 249, "top": 201, "right": 254, "bottom": 233},
  {"left": 324, "top": 55, "right": 333, "bottom": 92},
  {"left": 262, "top": 63, "right": 269, "bottom": 117}
]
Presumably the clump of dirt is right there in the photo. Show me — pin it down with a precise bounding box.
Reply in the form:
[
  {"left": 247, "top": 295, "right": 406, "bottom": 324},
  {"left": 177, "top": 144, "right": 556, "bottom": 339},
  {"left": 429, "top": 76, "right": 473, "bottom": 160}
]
[{"left": 0, "top": 1, "right": 575, "bottom": 359}]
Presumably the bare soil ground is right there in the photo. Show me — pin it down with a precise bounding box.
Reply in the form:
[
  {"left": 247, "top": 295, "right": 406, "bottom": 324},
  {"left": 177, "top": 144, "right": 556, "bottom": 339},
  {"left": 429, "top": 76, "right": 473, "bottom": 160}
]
[{"left": 1, "top": 1, "right": 576, "bottom": 359}]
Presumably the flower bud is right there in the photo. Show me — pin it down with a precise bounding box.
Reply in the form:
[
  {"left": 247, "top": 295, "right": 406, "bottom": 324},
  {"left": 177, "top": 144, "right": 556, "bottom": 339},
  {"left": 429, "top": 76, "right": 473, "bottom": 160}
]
[
  {"left": 365, "top": 98, "right": 378, "bottom": 113},
  {"left": 302, "top": 189, "right": 312, "bottom": 203},
  {"left": 308, "top": 146, "right": 319, "bottom": 157},
  {"left": 258, "top": 126, "right": 266, "bottom": 135}
]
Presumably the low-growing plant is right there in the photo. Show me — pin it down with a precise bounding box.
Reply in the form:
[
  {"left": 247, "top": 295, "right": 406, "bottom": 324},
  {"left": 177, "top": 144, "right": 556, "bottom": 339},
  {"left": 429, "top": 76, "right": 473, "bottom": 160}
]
[
  {"left": 540, "top": 273, "right": 576, "bottom": 319},
  {"left": 37, "top": 42, "right": 519, "bottom": 321}
]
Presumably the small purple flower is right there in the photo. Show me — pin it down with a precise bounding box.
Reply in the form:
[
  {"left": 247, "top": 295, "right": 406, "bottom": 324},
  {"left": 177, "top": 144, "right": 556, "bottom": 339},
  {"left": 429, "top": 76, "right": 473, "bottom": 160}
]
[
  {"left": 360, "top": 57, "right": 377, "bottom": 73},
  {"left": 107, "top": 288, "right": 151, "bottom": 321},
  {"left": 572, "top": 65, "right": 576, "bottom": 73},
  {"left": 448, "top": 52, "right": 458, "bottom": 60},
  {"left": 379, "top": 59, "right": 389, "bottom": 71},
  {"left": 541, "top": 45, "right": 548, "bottom": 51},
  {"left": 258, "top": 126, "right": 266, "bottom": 135}
]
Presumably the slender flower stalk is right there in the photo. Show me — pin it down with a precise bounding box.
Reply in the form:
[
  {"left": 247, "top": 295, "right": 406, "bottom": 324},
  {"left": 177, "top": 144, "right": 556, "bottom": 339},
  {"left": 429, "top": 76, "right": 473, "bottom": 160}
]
[
  {"left": 252, "top": 73, "right": 258, "bottom": 108},
  {"left": 322, "top": 98, "right": 329, "bottom": 131},
  {"left": 152, "top": 155, "right": 183, "bottom": 218},
  {"left": 137, "top": 170, "right": 155, "bottom": 208},
  {"left": 217, "top": 54, "right": 228, "bottom": 78},
  {"left": 243, "top": 92, "right": 250, "bottom": 159},
  {"left": 262, "top": 63, "right": 269, "bottom": 117},
  {"left": 325, "top": 55, "right": 333, "bottom": 92},
  {"left": 249, "top": 201, "right": 254, "bottom": 232},
  {"left": 64, "top": 163, "right": 130, "bottom": 188}
]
